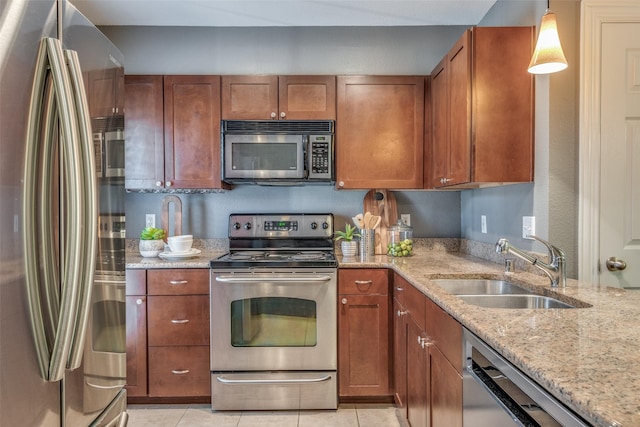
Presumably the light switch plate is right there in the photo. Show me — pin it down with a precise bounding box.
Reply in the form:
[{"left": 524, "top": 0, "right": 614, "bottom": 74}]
[
  {"left": 523, "top": 216, "right": 535, "bottom": 239},
  {"left": 401, "top": 214, "right": 411, "bottom": 226},
  {"left": 146, "top": 214, "right": 155, "bottom": 228}
]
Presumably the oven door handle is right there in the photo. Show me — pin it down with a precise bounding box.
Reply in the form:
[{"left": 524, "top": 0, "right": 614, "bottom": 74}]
[
  {"left": 216, "top": 375, "right": 332, "bottom": 385},
  {"left": 215, "top": 275, "right": 333, "bottom": 283}
]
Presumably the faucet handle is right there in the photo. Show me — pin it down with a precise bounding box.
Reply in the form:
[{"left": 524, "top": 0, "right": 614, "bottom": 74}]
[{"left": 528, "top": 235, "right": 565, "bottom": 261}]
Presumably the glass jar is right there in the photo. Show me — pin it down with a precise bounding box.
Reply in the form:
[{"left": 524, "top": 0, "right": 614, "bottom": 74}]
[{"left": 387, "top": 220, "right": 413, "bottom": 257}]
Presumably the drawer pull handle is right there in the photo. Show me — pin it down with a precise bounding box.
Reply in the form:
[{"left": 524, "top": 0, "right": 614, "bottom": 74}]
[
  {"left": 354, "top": 280, "right": 373, "bottom": 285},
  {"left": 171, "top": 319, "right": 190, "bottom": 324},
  {"left": 171, "top": 369, "right": 190, "bottom": 375},
  {"left": 169, "top": 280, "right": 188, "bottom": 285}
]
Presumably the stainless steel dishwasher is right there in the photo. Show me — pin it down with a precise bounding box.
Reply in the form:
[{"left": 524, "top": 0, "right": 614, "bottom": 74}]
[{"left": 463, "top": 328, "right": 591, "bottom": 427}]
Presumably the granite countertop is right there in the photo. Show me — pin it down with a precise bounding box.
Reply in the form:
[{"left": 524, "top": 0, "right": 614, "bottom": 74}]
[
  {"left": 341, "top": 252, "right": 640, "bottom": 427},
  {"left": 126, "top": 241, "right": 638, "bottom": 426}
]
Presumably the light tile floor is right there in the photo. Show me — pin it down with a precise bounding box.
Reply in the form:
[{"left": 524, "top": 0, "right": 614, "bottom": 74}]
[{"left": 127, "top": 403, "right": 409, "bottom": 427}]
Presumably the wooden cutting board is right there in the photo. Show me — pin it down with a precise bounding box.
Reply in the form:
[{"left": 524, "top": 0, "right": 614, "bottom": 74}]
[{"left": 363, "top": 189, "right": 398, "bottom": 254}]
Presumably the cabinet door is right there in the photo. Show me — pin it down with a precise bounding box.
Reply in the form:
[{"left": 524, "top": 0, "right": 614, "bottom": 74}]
[
  {"left": 338, "top": 293, "right": 390, "bottom": 397},
  {"left": 430, "top": 58, "right": 449, "bottom": 188},
  {"left": 406, "top": 318, "right": 429, "bottom": 427},
  {"left": 393, "top": 298, "right": 408, "bottom": 418},
  {"left": 221, "top": 75, "right": 278, "bottom": 120},
  {"left": 336, "top": 76, "right": 425, "bottom": 189},
  {"left": 125, "top": 295, "right": 147, "bottom": 397},
  {"left": 447, "top": 30, "right": 472, "bottom": 187},
  {"left": 124, "top": 75, "right": 164, "bottom": 190},
  {"left": 430, "top": 346, "right": 462, "bottom": 427},
  {"left": 163, "top": 75, "right": 225, "bottom": 189},
  {"left": 278, "top": 75, "right": 336, "bottom": 120}
]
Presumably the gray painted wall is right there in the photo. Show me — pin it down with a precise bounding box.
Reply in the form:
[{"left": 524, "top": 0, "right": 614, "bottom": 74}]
[{"left": 103, "top": 0, "right": 581, "bottom": 276}]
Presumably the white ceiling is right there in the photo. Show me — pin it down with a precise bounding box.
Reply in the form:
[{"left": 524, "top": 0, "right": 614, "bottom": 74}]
[{"left": 72, "top": 0, "right": 497, "bottom": 27}]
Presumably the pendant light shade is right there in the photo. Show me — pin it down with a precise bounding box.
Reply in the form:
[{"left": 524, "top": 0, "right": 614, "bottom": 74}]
[{"left": 528, "top": 8, "right": 568, "bottom": 74}]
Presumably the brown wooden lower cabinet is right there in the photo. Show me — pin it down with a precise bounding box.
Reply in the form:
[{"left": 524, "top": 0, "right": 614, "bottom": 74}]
[
  {"left": 125, "top": 268, "right": 211, "bottom": 402},
  {"left": 338, "top": 269, "right": 391, "bottom": 399},
  {"left": 393, "top": 272, "right": 463, "bottom": 427}
]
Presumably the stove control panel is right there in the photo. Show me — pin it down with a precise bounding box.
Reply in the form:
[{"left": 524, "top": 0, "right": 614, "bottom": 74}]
[{"left": 228, "top": 214, "right": 333, "bottom": 238}]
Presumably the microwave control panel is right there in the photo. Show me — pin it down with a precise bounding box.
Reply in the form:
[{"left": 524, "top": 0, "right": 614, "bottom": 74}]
[{"left": 307, "top": 135, "right": 333, "bottom": 180}]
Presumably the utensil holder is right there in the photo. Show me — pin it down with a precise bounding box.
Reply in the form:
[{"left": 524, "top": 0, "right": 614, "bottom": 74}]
[{"left": 359, "top": 229, "right": 375, "bottom": 258}]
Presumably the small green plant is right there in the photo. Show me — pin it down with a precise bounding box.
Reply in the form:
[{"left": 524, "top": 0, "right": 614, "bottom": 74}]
[
  {"left": 334, "top": 223, "right": 360, "bottom": 242},
  {"left": 140, "top": 227, "right": 166, "bottom": 240}
]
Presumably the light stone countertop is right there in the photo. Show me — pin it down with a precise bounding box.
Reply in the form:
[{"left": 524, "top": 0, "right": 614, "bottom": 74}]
[{"left": 126, "top": 240, "right": 639, "bottom": 426}]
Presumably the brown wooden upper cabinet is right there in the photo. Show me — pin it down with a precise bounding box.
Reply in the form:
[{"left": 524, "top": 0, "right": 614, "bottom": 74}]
[
  {"left": 88, "top": 67, "right": 124, "bottom": 117},
  {"left": 221, "top": 75, "right": 336, "bottom": 120},
  {"left": 336, "top": 76, "right": 425, "bottom": 190},
  {"left": 430, "top": 26, "right": 535, "bottom": 189},
  {"left": 124, "top": 75, "right": 228, "bottom": 190}
]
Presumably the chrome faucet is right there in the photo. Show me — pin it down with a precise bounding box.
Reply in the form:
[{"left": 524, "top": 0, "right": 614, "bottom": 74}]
[{"left": 495, "top": 236, "right": 567, "bottom": 288}]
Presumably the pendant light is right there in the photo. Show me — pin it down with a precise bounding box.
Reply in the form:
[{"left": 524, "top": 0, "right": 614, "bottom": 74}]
[{"left": 527, "top": 0, "right": 568, "bottom": 74}]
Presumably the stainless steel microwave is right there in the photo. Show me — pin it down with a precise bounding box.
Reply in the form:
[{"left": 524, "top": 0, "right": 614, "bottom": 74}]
[{"left": 222, "top": 120, "right": 334, "bottom": 184}]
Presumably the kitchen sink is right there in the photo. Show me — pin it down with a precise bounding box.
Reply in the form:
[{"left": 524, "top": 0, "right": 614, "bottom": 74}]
[
  {"left": 456, "top": 294, "right": 576, "bottom": 309},
  {"left": 431, "top": 278, "right": 588, "bottom": 309},
  {"left": 431, "top": 279, "right": 531, "bottom": 295}
]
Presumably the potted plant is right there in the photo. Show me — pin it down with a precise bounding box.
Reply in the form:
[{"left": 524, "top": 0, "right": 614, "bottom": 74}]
[
  {"left": 139, "top": 227, "right": 166, "bottom": 257},
  {"left": 335, "top": 223, "right": 360, "bottom": 257}
]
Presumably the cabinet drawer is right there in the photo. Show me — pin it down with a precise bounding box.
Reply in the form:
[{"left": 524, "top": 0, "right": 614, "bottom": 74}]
[
  {"left": 148, "top": 346, "right": 210, "bottom": 397},
  {"left": 394, "top": 274, "right": 426, "bottom": 330},
  {"left": 339, "top": 269, "right": 388, "bottom": 295},
  {"left": 147, "top": 269, "right": 209, "bottom": 295},
  {"left": 426, "top": 297, "right": 463, "bottom": 374},
  {"left": 148, "top": 295, "right": 210, "bottom": 346}
]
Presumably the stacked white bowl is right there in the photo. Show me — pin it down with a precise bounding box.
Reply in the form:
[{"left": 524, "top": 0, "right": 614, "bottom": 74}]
[{"left": 167, "top": 234, "right": 193, "bottom": 253}]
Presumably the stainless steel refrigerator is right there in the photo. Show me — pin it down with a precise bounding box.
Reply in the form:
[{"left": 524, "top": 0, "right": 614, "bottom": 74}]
[{"left": 0, "top": 0, "right": 127, "bottom": 425}]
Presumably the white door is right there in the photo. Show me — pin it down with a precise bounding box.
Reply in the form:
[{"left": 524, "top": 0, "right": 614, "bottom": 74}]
[{"left": 599, "top": 22, "right": 640, "bottom": 288}]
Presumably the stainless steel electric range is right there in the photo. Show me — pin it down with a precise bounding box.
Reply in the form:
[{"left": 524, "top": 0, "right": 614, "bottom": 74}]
[{"left": 209, "top": 213, "right": 338, "bottom": 411}]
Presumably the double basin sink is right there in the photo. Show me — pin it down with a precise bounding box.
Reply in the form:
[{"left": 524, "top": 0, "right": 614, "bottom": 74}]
[{"left": 431, "top": 279, "right": 589, "bottom": 309}]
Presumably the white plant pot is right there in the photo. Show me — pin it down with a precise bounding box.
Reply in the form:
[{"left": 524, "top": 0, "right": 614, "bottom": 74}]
[
  {"left": 139, "top": 239, "right": 164, "bottom": 257},
  {"left": 341, "top": 240, "right": 358, "bottom": 257}
]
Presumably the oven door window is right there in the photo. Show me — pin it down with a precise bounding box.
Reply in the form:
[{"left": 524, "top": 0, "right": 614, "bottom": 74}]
[{"left": 230, "top": 297, "right": 317, "bottom": 347}]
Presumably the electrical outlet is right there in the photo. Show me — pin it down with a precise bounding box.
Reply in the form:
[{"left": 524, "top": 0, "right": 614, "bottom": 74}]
[
  {"left": 401, "top": 214, "right": 411, "bottom": 226},
  {"left": 145, "top": 214, "right": 155, "bottom": 228},
  {"left": 481, "top": 215, "right": 487, "bottom": 234},
  {"left": 523, "top": 216, "right": 535, "bottom": 239}
]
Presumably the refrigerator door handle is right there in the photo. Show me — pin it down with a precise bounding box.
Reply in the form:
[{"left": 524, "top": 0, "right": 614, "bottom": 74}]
[
  {"left": 23, "top": 35, "right": 55, "bottom": 381},
  {"left": 23, "top": 37, "right": 86, "bottom": 382},
  {"left": 64, "top": 48, "right": 98, "bottom": 370}
]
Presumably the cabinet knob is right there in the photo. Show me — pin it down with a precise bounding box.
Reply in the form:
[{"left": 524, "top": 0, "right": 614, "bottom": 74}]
[
  {"left": 397, "top": 309, "right": 408, "bottom": 317},
  {"left": 136, "top": 298, "right": 143, "bottom": 305},
  {"left": 155, "top": 181, "right": 163, "bottom": 187},
  {"left": 396, "top": 287, "right": 404, "bottom": 291},
  {"left": 341, "top": 297, "right": 348, "bottom": 305},
  {"left": 338, "top": 181, "right": 345, "bottom": 188},
  {"left": 280, "top": 111, "right": 286, "bottom": 118},
  {"left": 165, "top": 181, "right": 173, "bottom": 187},
  {"left": 270, "top": 112, "right": 277, "bottom": 119}
]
